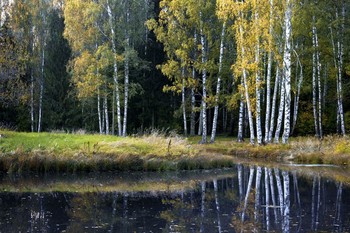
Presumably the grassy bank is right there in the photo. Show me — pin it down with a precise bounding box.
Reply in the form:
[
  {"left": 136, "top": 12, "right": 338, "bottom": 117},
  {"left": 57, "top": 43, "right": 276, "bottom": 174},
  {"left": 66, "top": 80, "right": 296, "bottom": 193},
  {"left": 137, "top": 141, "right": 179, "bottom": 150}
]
[
  {"left": 0, "top": 130, "right": 349, "bottom": 173},
  {"left": 190, "top": 135, "right": 350, "bottom": 166},
  {"left": 0, "top": 130, "right": 237, "bottom": 173}
]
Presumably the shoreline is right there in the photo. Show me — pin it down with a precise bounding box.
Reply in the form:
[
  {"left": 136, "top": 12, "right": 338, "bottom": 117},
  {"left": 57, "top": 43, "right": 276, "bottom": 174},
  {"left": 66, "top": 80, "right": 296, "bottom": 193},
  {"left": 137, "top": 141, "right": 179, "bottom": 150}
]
[{"left": 0, "top": 130, "right": 349, "bottom": 174}]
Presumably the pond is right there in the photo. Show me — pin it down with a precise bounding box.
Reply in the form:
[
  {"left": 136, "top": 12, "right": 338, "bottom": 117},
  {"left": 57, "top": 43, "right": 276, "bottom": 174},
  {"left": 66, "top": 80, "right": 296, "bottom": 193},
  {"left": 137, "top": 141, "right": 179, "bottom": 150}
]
[{"left": 0, "top": 163, "right": 349, "bottom": 232}]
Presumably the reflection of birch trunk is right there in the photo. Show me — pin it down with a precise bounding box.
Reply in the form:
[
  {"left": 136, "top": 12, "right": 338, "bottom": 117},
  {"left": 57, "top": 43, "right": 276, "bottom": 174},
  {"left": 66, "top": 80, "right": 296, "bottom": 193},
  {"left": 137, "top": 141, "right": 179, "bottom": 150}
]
[
  {"left": 200, "top": 181, "right": 206, "bottom": 233},
  {"left": 213, "top": 179, "right": 222, "bottom": 233},
  {"left": 311, "top": 176, "right": 316, "bottom": 230},
  {"left": 123, "top": 194, "right": 128, "bottom": 233},
  {"left": 238, "top": 164, "right": 243, "bottom": 201},
  {"left": 316, "top": 176, "right": 321, "bottom": 230},
  {"left": 110, "top": 192, "right": 118, "bottom": 232},
  {"left": 292, "top": 172, "right": 300, "bottom": 206},
  {"left": 292, "top": 171, "right": 302, "bottom": 231},
  {"left": 334, "top": 182, "right": 343, "bottom": 230},
  {"left": 268, "top": 168, "right": 278, "bottom": 223},
  {"left": 255, "top": 166, "right": 262, "bottom": 221},
  {"left": 282, "top": 171, "right": 290, "bottom": 233},
  {"left": 265, "top": 167, "right": 270, "bottom": 231},
  {"left": 274, "top": 168, "right": 284, "bottom": 216},
  {"left": 241, "top": 167, "right": 255, "bottom": 222}
]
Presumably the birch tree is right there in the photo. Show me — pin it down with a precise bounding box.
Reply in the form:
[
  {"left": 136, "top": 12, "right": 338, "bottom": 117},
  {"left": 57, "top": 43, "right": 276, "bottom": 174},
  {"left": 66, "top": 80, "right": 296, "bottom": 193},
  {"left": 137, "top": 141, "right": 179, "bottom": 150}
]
[
  {"left": 281, "top": 0, "right": 293, "bottom": 144},
  {"left": 312, "top": 12, "right": 322, "bottom": 138},
  {"left": 330, "top": 0, "right": 346, "bottom": 136},
  {"left": 210, "top": 21, "right": 226, "bottom": 143}
]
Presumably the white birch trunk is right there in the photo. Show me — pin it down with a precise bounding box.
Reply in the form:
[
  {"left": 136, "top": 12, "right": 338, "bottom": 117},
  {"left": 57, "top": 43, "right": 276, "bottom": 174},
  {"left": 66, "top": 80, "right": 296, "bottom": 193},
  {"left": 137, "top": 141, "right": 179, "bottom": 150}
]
[
  {"left": 30, "top": 25, "right": 35, "bottom": 132},
  {"left": 292, "top": 52, "right": 303, "bottom": 134},
  {"left": 104, "top": 93, "right": 109, "bottom": 135},
  {"left": 198, "top": 108, "right": 203, "bottom": 136},
  {"left": 190, "top": 87, "right": 196, "bottom": 136},
  {"left": 255, "top": 6, "right": 262, "bottom": 145},
  {"left": 200, "top": 11, "right": 207, "bottom": 144},
  {"left": 37, "top": 36, "right": 45, "bottom": 133},
  {"left": 268, "top": 68, "right": 280, "bottom": 142},
  {"left": 315, "top": 33, "right": 323, "bottom": 138},
  {"left": 237, "top": 2, "right": 255, "bottom": 144},
  {"left": 182, "top": 69, "right": 187, "bottom": 136},
  {"left": 330, "top": 25, "right": 341, "bottom": 135},
  {"left": 112, "top": 88, "right": 115, "bottom": 135},
  {"left": 98, "top": 89, "right": 102, "bottom": 134},
  {"left": 274, "top": 72, "right": 285, "bottom": 143},
  {"left": 337, "top": 2, "right": 346, "bottom": 135},
  {"left": 123, "top": 54, "right": 129, "bottom": 137},
  {"left": 191, "top": 31, "right": 197, "bottom": 136},
  {"left": 210, "top": 22, "right": 226, "bottom": 143},
  {"left": 237, "top": 99, "right": 244, "bottom": 142},
  {"left": 281, "top": 0, "right": 293, "bottom": 144},
  {"left": 102, "top": 98, "right": 105, "bottom": 132},
  {"left": 312, "top": 16, "right": 322, "bottom": 138},
  {"left": 312, "top": 23, "right": 318, "bottom": 137},
  {"left": 265, "top": 0, "right": 274, "bottom": 143},
  {"left": 106, "top": 0, "right": 122, "bottom": 136},
  {"left": 122, "top": 0, "right": 130, "bottom": 137},
  {"left": 243, "top": 63, "right": 255, "bottom": 144},
  {"left": 30, "top": 67, "right": 35, "bottom": 132}
]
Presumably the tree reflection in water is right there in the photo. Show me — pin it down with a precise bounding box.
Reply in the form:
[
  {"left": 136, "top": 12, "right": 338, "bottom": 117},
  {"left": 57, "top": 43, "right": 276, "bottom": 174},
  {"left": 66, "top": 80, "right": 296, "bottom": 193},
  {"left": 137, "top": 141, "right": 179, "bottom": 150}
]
[{"left": 0, "top": 165, "right": 349, "bottom": 232}]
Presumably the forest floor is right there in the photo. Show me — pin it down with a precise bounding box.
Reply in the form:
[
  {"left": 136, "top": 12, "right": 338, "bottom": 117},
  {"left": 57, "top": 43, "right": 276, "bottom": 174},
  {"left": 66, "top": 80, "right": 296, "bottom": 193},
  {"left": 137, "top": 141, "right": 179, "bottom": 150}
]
[{"left": 0, "top": 130, "right": 349, "bottom": 173}]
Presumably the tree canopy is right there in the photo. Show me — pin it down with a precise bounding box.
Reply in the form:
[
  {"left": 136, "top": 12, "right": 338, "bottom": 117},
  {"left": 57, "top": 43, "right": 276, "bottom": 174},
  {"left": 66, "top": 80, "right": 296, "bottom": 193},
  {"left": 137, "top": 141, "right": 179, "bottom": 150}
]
[{"left": 0, "top": 0, "right": 349, "bottom": 143}]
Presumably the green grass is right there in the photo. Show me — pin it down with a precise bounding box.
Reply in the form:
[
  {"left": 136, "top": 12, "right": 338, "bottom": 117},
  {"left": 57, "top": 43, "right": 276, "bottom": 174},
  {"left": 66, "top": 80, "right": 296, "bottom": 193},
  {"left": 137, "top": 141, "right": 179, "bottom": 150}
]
[
  {"left": 1, "top": 130, "right": 350, "bottom": 173},
  {"left": 0, "top": 130, "right": 119, "bottom": 154},
  {"left": 0, "top": 130, "right": 236, "bottom": 173}
]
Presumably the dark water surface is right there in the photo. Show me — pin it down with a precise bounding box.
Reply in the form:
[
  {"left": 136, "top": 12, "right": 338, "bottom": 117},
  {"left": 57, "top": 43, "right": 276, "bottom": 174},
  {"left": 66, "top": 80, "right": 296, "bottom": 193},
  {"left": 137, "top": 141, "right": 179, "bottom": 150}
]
[{"left": 0, "top": 164, "right": 349, "bottom": 232}]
